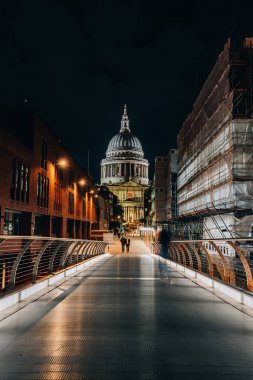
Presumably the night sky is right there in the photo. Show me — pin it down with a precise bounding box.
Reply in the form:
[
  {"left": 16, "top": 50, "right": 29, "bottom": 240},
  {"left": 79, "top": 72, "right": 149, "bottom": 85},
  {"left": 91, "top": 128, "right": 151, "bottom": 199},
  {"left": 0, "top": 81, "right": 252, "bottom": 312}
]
[{"left": 1, "top": 0, "right": 253, "bottom": 180}]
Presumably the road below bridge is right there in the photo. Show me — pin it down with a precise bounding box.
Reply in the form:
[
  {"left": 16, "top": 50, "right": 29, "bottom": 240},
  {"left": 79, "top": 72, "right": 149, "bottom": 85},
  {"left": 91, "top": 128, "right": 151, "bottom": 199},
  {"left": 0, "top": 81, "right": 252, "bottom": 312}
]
[{"left": 0, "top": 240, "right": 253, "bottom": 379}]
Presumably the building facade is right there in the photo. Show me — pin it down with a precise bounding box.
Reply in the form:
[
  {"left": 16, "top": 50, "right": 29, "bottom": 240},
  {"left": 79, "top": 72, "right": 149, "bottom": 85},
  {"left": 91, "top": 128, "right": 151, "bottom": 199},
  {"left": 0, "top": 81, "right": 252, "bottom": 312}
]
[
  {"left": 177, "top": 37, "right": 253, "bottom": 241},
  {"left": 0, "top": 108, "right": 98, "bottom": 238},
  {"left": 150, "top": 149, "right": 178, "bottom": 225},
  {"left": 151, "top": 156, "right": 168, "bottom": 224},
  {"left": 96, "top": 185, "right": 115, "bottom": 230},
  {"left": 166, "top": 149, "right": 178, "bottom": 220},
  {"left": 100, "top": 106, "right": 149, "bottom": 226}
]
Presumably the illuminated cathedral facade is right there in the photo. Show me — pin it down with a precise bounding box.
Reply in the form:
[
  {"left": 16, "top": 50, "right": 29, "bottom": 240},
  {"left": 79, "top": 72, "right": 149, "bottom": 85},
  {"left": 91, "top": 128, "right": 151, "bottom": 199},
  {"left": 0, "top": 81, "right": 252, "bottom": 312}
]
[{"left": 100, "top": 106, "right": 149, "bottom": 226}]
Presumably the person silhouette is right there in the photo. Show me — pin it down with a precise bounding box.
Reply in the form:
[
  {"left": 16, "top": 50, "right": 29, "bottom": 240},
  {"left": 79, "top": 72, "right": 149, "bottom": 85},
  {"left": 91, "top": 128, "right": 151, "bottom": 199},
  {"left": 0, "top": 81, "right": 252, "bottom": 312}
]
[
  {"left": 158, "top": 229, "right": 170, "bottom": 259},
  {"left": 158, "top": 229, "right": 171, "bottom": 282},
  {"left": 120, "top": 234, "right": 127, "bottom": 253},
  {"left": 126, "top": 237, "right": 131, "bottom": 253}
]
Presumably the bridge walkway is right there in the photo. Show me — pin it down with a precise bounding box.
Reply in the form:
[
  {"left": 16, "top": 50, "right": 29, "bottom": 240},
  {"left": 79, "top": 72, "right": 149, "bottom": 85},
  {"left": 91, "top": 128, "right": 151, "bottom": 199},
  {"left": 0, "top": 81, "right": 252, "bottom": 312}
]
[{"left": 0, "top": 240, "right": 253, "bottom": 379}]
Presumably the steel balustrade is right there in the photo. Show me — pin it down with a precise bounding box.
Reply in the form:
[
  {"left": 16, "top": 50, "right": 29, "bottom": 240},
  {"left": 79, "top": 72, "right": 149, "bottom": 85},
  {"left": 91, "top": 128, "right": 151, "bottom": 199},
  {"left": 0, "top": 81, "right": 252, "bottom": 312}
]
[
  {"left": 152, "top": 239, "right": 253, "bottom": 292},
  {"left": 0, "top": 236, "right": 108, "bottom": 295}
]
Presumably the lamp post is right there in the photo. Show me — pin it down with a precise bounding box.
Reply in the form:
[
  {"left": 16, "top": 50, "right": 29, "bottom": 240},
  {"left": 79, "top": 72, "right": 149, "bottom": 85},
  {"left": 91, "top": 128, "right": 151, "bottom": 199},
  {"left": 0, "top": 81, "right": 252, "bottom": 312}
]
[
  {"left": 57, "top": 158, "right": 87, "bottom": 238},
  {"left": 84, "top": 189, "right": 98, "bottom": 239},
  {"left": 89, "top": 192, "right": 98, "bottom": 238}
]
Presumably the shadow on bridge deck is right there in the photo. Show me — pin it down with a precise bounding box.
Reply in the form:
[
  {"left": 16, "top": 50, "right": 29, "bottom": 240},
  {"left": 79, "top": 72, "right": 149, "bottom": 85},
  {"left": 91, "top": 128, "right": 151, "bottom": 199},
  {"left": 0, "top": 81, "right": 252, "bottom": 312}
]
[{"left": 0, "top": 241, "right": 253, "bottom": 379}]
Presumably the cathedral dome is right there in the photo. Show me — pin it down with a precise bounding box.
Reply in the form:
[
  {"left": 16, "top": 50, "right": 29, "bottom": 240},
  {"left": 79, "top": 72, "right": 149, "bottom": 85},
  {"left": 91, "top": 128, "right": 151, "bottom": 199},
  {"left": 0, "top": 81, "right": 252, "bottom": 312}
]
[
  {"left": 106, "top": 105, "right": 143, "bottom": 158},
  {"left": 101, "top": 105, "right": 149, "bottom": 187},
  {"left": 107, "top": 130, "right": 143, "bottom": 153}
]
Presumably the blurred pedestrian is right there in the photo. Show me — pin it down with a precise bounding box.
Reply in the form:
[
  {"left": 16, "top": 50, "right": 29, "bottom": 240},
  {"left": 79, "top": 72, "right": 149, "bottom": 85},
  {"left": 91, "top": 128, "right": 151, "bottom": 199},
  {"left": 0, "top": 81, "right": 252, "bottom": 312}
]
[
  {"left": 158, "top": 229, "right": 171, "bottom": 282},
  {"left": 126, "top": 237, "right": 131, "bottom": 253},
  {"left": 120, "top": 234, "right": 127, "bottom": 252},
  {"left": 158, "top": 229, "right": 170, "bottom": 259}
]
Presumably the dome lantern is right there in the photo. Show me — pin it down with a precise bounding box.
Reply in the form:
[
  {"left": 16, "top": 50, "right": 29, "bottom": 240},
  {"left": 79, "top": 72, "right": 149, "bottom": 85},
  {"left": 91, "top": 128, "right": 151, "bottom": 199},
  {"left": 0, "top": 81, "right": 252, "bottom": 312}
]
[
  {"left": 106, "top": 105, "right": 143, "bottom": 158},
  {"left": 120, "top": 104, "right": 130, "bottom": 132}
]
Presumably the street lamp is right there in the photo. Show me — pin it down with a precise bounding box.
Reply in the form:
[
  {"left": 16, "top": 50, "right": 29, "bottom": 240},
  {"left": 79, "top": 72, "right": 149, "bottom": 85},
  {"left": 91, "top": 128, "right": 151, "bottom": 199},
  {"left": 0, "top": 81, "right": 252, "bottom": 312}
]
[
  {"left": 56, "top": 159, "right": 90, "bottom": 238},
  {"left": 87, "top": 191, "right": 98, "bottom": 238},
  {"left": 78, "top": 179, "right": 86, "bottom": 186},
  {"left": 57, "top": 158, "right": 68, "bottom": 168},
  {"left": 57, "top": 160, "right": 86, "bottom": 187}
]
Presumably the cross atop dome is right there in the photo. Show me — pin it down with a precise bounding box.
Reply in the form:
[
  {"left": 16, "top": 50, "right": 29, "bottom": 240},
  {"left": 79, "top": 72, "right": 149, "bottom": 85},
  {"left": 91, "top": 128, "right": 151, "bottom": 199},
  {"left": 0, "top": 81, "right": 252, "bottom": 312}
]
[{"left": 120, "top": 104, "right": 130, "bottom": 132}]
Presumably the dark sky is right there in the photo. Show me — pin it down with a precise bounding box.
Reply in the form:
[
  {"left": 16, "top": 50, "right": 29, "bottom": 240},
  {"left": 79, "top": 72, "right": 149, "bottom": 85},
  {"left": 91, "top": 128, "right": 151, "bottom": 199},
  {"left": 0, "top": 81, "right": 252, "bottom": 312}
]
[{"left": 1, "top": 0, "right": 253, "bottom": 180}]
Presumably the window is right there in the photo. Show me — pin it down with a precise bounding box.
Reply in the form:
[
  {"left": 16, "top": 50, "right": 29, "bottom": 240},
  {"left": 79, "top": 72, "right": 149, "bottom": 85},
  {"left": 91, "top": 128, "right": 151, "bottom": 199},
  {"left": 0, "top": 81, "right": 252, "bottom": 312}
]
[
  {"left": 82, "top": 200, "right": 86, "bottom": 217},
  {"left": 54, "top": 151, "right": 63, "bottom": 182},
  {"left": 69, "top": 167, "right": 74, "bottom": 189},
  {"left": 4, "top": 211, "right": 21, "bottom": 235},
  {"left": 41, "top": 137, "right": 47, "bottom": 170},
  {"left": 37, "top": 173, "right": 49, "bottom": 208},
  {"left": 54, "top": 183, "right": 62, "bottom": 211},
  {"left": 68, "top": 192, "right": 74, "bottom": 214},
  {"left": 10, "top": 159, "right": 30, "bottom": 203}
]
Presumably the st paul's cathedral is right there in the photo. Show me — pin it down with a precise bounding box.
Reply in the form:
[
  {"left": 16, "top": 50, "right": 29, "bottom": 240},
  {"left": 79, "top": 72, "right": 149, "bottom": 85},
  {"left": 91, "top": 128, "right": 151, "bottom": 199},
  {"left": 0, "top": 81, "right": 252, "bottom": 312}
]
[{"left": 101, "top": 106, "right": 149, "bottom": 227}]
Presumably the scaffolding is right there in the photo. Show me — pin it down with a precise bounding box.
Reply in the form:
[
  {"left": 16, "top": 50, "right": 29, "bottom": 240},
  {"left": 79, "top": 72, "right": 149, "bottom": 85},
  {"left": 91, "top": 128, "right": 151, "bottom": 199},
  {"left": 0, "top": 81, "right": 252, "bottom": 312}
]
[{"left": 177, "top": 38, "right": 253, "bottom": 239}]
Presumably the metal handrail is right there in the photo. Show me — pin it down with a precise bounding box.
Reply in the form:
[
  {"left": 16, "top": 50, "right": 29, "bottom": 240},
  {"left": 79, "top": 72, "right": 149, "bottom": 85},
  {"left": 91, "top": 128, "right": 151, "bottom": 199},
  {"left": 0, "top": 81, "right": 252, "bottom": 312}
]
[
  {"left": 0, "top": 236, "right": 108, "bottom": 296},
  {"left": 152, "top": 238, "right": 253, "bottom": 292}
]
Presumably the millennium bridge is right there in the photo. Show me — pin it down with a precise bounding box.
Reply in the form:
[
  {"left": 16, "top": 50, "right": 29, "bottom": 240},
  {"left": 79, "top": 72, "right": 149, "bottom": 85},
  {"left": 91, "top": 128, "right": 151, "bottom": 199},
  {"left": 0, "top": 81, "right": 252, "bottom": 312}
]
[{"left": 0, "top": 236, "right": 253, "bottom": 379}]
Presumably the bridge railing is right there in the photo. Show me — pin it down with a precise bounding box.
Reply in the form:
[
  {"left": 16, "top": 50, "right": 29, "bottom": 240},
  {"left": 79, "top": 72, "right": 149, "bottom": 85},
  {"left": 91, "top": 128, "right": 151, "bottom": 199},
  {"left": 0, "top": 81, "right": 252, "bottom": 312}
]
[
  {"left": 152, "top": 239, "right": 253, "bottom": 292},
  {"left": 0, "top": 236, "right": 108, "bottom": 296}
]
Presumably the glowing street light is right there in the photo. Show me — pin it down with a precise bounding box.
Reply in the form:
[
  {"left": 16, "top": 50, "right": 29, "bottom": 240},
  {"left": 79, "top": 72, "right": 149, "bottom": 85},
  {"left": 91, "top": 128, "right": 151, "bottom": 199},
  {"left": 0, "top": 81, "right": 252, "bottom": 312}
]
[
  {"left": 78, "top": 179, "right": 86, "bottom": 186},
  {"left": 58, "top": 158, "right": 68, "bottom": 168}
]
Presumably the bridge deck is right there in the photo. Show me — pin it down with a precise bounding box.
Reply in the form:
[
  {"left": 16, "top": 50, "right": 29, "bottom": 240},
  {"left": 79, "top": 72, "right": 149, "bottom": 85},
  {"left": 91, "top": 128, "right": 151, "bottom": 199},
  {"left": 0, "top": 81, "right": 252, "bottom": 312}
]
[{"left": 0, "top": 242, "right": 253, "bottom": 379}]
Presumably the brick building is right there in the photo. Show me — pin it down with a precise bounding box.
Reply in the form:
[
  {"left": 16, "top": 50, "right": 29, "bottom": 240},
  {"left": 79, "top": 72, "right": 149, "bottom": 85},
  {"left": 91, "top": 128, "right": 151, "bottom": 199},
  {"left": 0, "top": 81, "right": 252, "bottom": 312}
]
[
  {"left": 96, "top": 185, "right": 115, "bottom": 230},
  {"left": 0, "top": 108, "right": 98, "bottom": 238}
]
